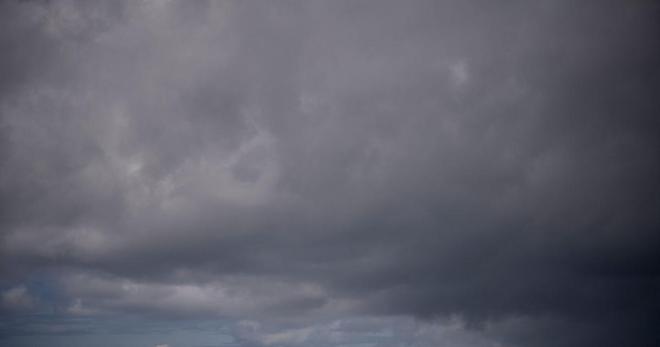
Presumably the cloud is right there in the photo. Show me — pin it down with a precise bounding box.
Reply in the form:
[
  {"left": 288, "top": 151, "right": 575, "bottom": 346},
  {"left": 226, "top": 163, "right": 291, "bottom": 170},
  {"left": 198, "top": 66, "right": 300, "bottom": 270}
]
[
  {"left": 0, "top": 1, "right": 659, "bottom": 347},
  {"left": 233, "top": 316, "right": 508, "bottom": 347},
  {"left": 57, "top": 272, "right": 346, "bottom": 320},
  {"left": 1, "top": 286, "right": 34, "bottom": 311}
]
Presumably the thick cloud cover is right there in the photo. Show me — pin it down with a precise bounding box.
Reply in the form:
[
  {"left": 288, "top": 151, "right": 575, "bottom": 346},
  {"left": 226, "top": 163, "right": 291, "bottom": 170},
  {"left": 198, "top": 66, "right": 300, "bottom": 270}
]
[{"left": 1, "top": 1, "right": 659, "bottom": 346}]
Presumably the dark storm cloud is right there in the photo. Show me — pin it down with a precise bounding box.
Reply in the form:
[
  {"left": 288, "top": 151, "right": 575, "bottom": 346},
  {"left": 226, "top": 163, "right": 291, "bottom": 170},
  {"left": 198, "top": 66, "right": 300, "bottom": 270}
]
[{"left": 1, "top": 1, "right": 659, "bottom": 346}]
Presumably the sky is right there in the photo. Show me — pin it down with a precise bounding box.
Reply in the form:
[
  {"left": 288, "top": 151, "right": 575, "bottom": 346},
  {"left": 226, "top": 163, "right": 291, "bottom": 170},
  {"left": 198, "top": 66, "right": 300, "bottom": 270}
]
[{"left": 0, "top": 1, "right": 659, "bottom": 347}]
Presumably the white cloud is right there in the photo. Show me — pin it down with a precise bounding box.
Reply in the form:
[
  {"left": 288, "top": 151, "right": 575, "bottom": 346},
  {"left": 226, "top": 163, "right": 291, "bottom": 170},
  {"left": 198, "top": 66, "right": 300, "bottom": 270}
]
[
  {"left": 59, "top": 272, "right": 346, "bottom": 319},
  {"left": 449, "top": 60, "right": 470, "bottom": 89}
]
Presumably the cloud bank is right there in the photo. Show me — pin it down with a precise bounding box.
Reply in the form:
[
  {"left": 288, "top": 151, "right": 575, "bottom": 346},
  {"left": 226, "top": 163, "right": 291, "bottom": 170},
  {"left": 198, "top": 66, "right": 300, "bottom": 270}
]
[{"left": 1, "top": 1, "right": 659, "bottom": 346}]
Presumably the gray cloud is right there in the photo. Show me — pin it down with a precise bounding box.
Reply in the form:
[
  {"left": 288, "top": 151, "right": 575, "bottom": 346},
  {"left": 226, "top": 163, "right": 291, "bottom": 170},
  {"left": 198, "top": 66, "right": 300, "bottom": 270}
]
[{"left": 1, "top": 1, "right": 659, "bottom": 346}]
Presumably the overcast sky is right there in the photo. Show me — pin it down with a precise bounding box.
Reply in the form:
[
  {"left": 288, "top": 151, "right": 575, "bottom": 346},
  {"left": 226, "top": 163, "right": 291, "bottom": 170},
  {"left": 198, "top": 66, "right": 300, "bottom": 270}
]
[{"left": 1, "top": 1, "right": 659, "bottom": 347}]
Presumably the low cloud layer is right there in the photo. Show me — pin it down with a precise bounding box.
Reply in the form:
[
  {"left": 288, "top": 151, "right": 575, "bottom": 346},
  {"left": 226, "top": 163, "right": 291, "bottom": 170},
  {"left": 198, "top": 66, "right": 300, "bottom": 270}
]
[{"left": 1, "top": 1, "right": 659, "bottom": 346}]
